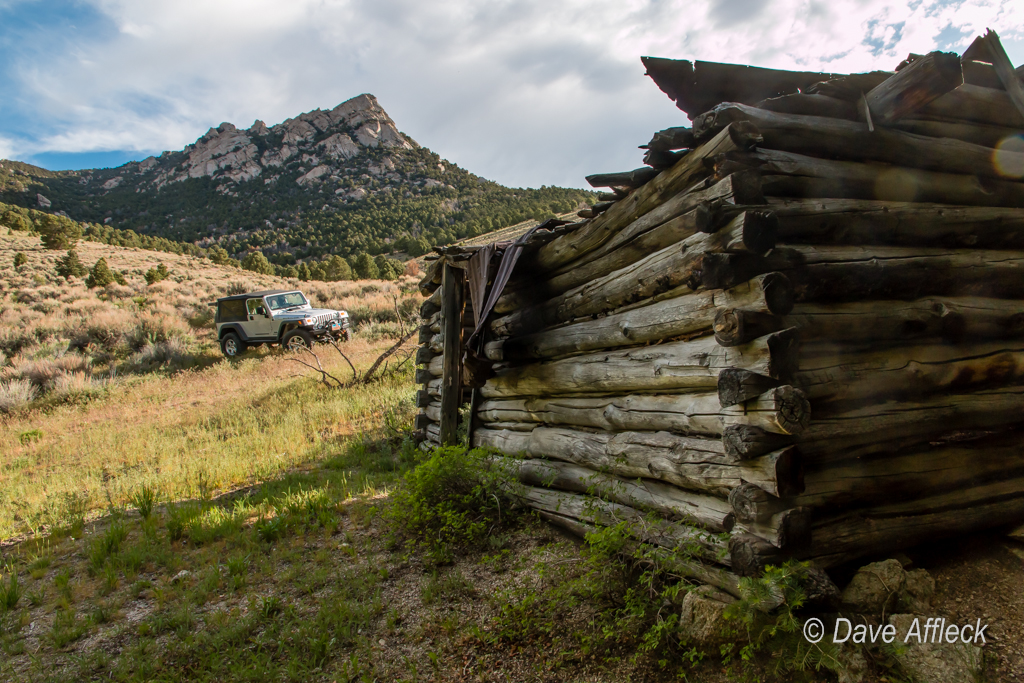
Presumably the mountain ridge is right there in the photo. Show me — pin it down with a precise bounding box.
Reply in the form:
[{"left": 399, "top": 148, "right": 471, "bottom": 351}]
[{"left": 0, "top": 94, "right": 592, "bottom": 267}]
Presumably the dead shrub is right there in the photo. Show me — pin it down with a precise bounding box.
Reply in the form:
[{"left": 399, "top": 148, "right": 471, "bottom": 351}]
[
  {"left": 49, "top": 371, "right": 105, "bottom": 401},
  {"left": 0, "top": 378, "right": 36, "bottom": 412},
  {"left": 127, "top": 338, "right": 192, "bottom": 371},
  {"left": 128, "top": 311, "right": 193, "bottom": 351}
]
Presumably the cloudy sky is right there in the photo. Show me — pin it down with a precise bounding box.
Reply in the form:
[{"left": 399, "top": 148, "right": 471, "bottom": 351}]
[{"left": 1, "top": 0, "right": 1022, "bottom": 189}]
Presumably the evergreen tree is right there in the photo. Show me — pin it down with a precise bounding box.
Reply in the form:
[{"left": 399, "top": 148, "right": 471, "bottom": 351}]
[
  {"left": 86, "top": 257, "right": 116, "bottom": 288},
  {"left": 407, "top": 236, "right": 432, "bottom": 257},
  {"left": 13, "top": 252, "right": 27, "bottom": 269},
  {"left": 308, "top": 261, "right": 328, "bottom": 281},
  {"left": 37, "top": 214, "right": 83, "bottom": 250},
  {"left": 326, "top": 255, "right": 352, "bottom": 281},
  {"left": 208, "top": 246, "right": 234, "bottom": 266},
  {"left": 297, "top": 262, "right": 311, "bottom": 281},
  {"left": 374, "top": 254, "right": 404, "bottom": 281},
  {"left": 353, "top": 252, "right": 379, "bottom": 280},
  {"left": 1, "top": 210, "right": 31, "bottom": 232},
  {"left": 241, "top": 251, "right": 274, "bottom": 275},
  {"left": 56, "top": 249, "right": 88, "bottom": 278},
  {"left": 144, "top": 263, "right": 170, "bottom": 284}
]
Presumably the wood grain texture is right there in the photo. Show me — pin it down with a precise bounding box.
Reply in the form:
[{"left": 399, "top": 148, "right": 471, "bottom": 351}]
[
  {"left": 474, "top": 425, "right": 803, "bottom": 497},
  {"left": 496, "top": 456, "right": 735, "bottom": 532},
  {"left": 477, "top": 386, "right": 810, "bottom": 438},
  {"left": 526, "top": 123, "right": 762, "bottom": 274},
  {"left": 492, "top": 272, "right": 792, "bottom": 357},
  {"left": 480, "top": 330, "right": 795, "bottom": 399}
]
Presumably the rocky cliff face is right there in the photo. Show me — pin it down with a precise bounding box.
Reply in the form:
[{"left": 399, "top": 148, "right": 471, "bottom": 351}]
[{"left": 135, "top": 94, "right": 416, "bottom": 190}]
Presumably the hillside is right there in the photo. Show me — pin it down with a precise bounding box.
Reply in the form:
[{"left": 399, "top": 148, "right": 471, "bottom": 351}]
[
  {"left": 0, "top": 232, "right": 423, "bottom": 423},
  {"left": 0, "top": 95, "right": 594, "bottom": 266}
]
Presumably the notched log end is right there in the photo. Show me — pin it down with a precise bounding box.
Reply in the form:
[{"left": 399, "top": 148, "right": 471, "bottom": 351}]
[
  {"left": 718, "top": 368, "right": 782, "bottom": 407},
  {"left": 722, "top": 424, "right": 794, "bottom": 460},
  {"left": 771, "top": 385, "right": 811, "bottom": 436},
  {"left": 760, "top": 272, "right": 795, "bottom": 316},
  {"left": 742, "top": 211, "right": 779, "bottom": 254},
  {"left": 773, "top": 445, "right": 805, "bottom": 497},
  {"left": 714, "top": 309, "right": 786, "bottom": 348},
  {"left": 729, "top": 532, "right": 782, "bottom": 577},
  {"left": 728, "top": 121, "right": 763, "bottom": 150},
  {"left": 728, "top": 482, "right": 779, "bottom": 523}
]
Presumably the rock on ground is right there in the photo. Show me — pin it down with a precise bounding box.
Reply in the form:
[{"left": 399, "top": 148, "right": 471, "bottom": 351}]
[
  {"left": 840, "top": 559, "right": 906, "bottom": 615},
  {"left": 889, "top": 613, "right": 983, "bottom": 683}
]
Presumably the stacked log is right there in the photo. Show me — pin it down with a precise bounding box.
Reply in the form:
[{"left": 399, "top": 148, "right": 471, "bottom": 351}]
[
  {"left": 421, "top": 35, "right": 1024, "bottom": 587},
  {"left": 413, "top": 283, "right": 443, "bottom": 448}
]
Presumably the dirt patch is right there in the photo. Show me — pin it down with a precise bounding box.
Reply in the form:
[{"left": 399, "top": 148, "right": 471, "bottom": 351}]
[{"left": 911, "top": 532, "right": 1024, "bottom": 682}]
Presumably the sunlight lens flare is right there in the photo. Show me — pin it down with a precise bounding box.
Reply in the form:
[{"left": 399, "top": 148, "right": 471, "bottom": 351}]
[{"left": 993, "top": 135, "right": 1024, "bottom": 179}]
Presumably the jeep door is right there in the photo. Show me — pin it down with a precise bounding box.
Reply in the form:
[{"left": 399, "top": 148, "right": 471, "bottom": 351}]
[{"left": 245, "top": 298, "right": 277, "bottom": 339}]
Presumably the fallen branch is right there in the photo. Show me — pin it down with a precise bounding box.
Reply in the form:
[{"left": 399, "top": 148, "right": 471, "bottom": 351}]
[
  {"left": 360, "top": 328, "right": 418, "bottom": 384},
  {"left": 324, "top": 339, "right": 359, "bottom": 384},
  {"left": 290, "top": 328, "right": 418, "bottom": 389},
  {"left": 286, "top": 347, "right": 347, "bottom": 388}
]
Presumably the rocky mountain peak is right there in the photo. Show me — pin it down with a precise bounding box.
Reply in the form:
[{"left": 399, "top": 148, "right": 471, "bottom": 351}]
[{"left": 152, "top": 94, "right": 416, "bottom": 190}]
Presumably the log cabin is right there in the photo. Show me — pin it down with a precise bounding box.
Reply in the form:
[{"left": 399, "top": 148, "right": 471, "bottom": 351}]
[{"left": 412, "top": 31, "right": 1024, "bottom": 595}]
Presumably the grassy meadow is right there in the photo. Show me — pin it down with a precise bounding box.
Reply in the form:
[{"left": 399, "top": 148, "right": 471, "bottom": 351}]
[{"left": 0, "top": 233, "right": 423, "bottom": 539}]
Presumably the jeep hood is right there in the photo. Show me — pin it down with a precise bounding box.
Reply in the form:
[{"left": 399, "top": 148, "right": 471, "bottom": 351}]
[{"left": 275, "top": 307, "right": 347, "bottom": 319}]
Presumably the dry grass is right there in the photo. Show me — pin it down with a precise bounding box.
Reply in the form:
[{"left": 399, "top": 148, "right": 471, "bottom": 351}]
[
  {"left": 0, "top": 233, "right": 423, "bottom": 539},
  {"left": 0, "top": 233, "right": 421, "bottom": 408}
]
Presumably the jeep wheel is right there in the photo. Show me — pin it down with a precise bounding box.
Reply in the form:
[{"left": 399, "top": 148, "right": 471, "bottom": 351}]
[
  {"left": 283, "top": 329, "right": 314, "bottom": 351},
  {"left": 341, "top": 329, "right": 352, "bottom": 342},
  {"left": 221, "top": 332, "right": 247, "bottom": 358}
]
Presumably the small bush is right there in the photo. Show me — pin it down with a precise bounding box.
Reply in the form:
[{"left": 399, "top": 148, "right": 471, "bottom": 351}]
[
  {"left": 186, "top": 306, "right": 214, "bottom": 329},
  {"left": 0, "top": 378, "right": 36, "bottom": 412},
  {"left": 18, "top": 428, "right": 43, "bottom": 444},
  {"left": 720, "top": 561, "right": 843, "bottom": 677},
  {"left": 384, "top": 446, "right": 515, "bottom": 563},
  {"left": 166, "top": 502, "right": 202, "bottom": 541},
  {"left": 128, "top": 338, "right": 191, "bottom": 371},
  {"left": 144, "top": 263, "right": 170, "bottom": 285},
  {"left": 13, "top": 252, "right": 27, "bottom": 269},
  {"left": 225, "top": 281, "right": 252, "bottom": 296},
  {"left": 55, "top": 250, "right": 88, "bottom": 278},
  {"left": 48, "top": 371, "right": 104, "bottom": 402},
  {"left": 88, "top": 519, "right": 128, "bottom": 572},
  {"left": 130, "top": 485, "right": 157, "bottom": 520},
  {"left": 86, "top": 258, "right": 116, "bottom": 288},
  {"left": 0, "top": 565, "right": 22, "bottom": 611}
]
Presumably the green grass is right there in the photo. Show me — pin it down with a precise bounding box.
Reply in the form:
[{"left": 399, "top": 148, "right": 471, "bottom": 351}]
[
  {"left": 0, "top": 349, "right": 418, "bottom": 539},
  {"left": 0, "top": 334, "right": 890, "bottom": 683}
]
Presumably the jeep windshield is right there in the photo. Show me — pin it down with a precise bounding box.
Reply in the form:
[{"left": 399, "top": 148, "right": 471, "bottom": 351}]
[{"left": 265, "top": 292, "right": 309, "bottom": 311}]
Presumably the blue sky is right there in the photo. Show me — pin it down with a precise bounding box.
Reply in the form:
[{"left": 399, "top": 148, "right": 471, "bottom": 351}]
[{"left": 1, "top": 0, "right": 1022, "bottom": 188}]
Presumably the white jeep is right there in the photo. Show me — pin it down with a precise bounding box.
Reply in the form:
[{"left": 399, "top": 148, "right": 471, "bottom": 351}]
[{"left": 212, "top": 289, "right": 351, "bottom": 358}]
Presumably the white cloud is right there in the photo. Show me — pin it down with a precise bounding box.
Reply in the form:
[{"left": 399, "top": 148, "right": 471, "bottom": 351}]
[
  {"left": 0, "top": 136, "right": 21, "bottom": 161},
  {"left": 6, "top": 0, "right": 1024, "bottom": 186}
]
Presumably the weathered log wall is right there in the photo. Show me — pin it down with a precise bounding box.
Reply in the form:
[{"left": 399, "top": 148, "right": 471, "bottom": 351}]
[{"left": 415, "top": 38, "right": 1024, "bottom": 581}]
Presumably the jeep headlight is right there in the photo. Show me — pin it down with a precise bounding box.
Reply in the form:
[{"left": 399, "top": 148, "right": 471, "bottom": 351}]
[{"left": 303, "top": 317, "right": 316, "bottom": 326}]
